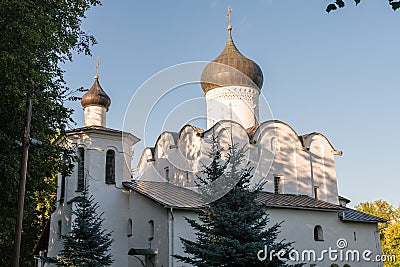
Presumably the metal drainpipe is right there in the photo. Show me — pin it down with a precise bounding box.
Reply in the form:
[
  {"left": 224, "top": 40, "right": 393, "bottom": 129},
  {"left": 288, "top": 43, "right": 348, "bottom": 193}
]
[{"left": 169, "top": 207, "right": 175, "bottom": 267}]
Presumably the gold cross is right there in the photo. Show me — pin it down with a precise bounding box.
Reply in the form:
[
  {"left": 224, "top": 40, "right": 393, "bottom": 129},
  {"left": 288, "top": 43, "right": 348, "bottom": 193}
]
[
  {"left": 95, "top": 57, "right": 100, "bottom": 78},
  {"left": 227, "top": 6, "right": 232, "bottom": 30}
]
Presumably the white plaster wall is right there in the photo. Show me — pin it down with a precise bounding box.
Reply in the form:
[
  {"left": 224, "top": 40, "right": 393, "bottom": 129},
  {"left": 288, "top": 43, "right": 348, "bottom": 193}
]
[
  {"left": 47, "top": 130, "right": 138, "bottom": 266},
  {"left": 267, "top": 208, "right": 383, "bottom": 267},
  {"left": 206, "top": 86, "right": 259, "bottom": 129},
  {"left": 84, "top": 106, "right": 107, "bottom": 127},
  {"left": 307, "top": 134, "right": 339, "bottom": 204},
  {"left": 171, "top": 208, "right": 382, "bottom": 267},
  {"left": 172, "top": 210, "right": 198, "bottom": 267},
  {"left": 255, "top": 121, "right": 313, "bottom": 197},
  {"left": 137, "top": 120, "right": 340, "bottom": 204},
  {"left": 128, "top": 192, "right": 170, "bottom": 267}
]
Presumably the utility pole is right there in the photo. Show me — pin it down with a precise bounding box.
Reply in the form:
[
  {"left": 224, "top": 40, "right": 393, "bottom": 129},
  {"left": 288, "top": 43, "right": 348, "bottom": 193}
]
[{"left": 12, "top": 86, "right": 33, "bottom": 267}]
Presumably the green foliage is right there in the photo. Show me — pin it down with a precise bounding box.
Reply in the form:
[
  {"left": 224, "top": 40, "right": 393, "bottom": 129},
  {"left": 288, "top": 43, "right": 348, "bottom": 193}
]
[
  {"left": 355, "top": 200, "right": 400, "bottom": 267},
  {"left": 174, "top": 141, "right": 302, "bottom": 267},
  {"left": 0, "top": 0, "right": 100, "bottom": 265},
  {"left": 326, "top": 0, "right": 400, "bottom": 12},
  {"left": 355, "top": 200, "right": 399, "bottom": 228},
  {"left": 46, "top": 187, "right": 114, "bottom": 266},
  {"left": 330, "top": 264, "right": 339, "bottom": 267}
]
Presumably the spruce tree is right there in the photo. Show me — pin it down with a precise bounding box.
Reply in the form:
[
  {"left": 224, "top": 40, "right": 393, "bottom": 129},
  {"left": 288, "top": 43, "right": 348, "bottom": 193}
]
[
  {"left": 47, "top": 187, "right": 114, "bottom": 266},
  {"left": 174, "top": 141, "right": 302, "bottom": 267}
]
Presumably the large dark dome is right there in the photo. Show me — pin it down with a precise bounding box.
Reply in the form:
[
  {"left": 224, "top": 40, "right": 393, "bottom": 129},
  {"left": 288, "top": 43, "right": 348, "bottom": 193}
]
[
  {"left": 81, "top": 76, "right": 111, "bottom": 111},
  {"left": 201, "top": 30, "right": 263, "bottom": 94}
]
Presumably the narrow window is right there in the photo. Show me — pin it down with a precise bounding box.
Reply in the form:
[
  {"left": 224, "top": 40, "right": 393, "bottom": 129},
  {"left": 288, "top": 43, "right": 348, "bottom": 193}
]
[
  {"left": 105, "top": 150, "right": 115, "bottom": 184},
  {"left": 314, "top": 225, "right": 324, "bottom": 241},
  {"left": 314, "top": 186, "right": 319, "bottom": 200},
  {"left": 274, "top": 176, "right": 281, "bottom": 194},
  {"left": 77, "top": 147, "right": 85, "bottom": 192},
  {"left": 164, "top": 167, "right": 170, "bottom": 181},
  {"left": 148, "top": 220, "right": 154, "bottom": 241},
  {"left": 57, "top": 220, "right": 62, "bottom": 239},
  {"left": 60, "top": 174, "right": 66, "bottom": 202},
  {"left": 127, "top": 218, "right": 133, "bottom": 237}
]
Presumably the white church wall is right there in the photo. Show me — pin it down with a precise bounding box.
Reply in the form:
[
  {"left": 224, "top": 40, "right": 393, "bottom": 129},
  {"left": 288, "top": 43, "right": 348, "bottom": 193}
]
[
  {"left": 172, "top": 209, "right": 198, "bottom": 267},
  {"left": 136, "top": 120, "right": 341, "bottom": 204},
  {"left": 128, "top": 192, "right": 170, "bottom": 267},
  {"left": 254, "top": 121, "right": 313, "bottom": 196},
  {"left": 46, "top": 202, "right": 72, "bottom": 262},
  {"left": 267, "top": 208, "right": 382, "bottom": 267},
  {"left": 306, "top": 134, "right": 339, "bottom": 204},
  {"left": 83, "top": 106, "right": 107, "bottom": 127},
  {"left": 47, "top": 130, "right": 137, "bottom": 267},
  {"left": 206, "top": 86, "right": 260, "bottom": 129},
  {"left": 170, "top": 208, "right": 382, "bottom": 267}
]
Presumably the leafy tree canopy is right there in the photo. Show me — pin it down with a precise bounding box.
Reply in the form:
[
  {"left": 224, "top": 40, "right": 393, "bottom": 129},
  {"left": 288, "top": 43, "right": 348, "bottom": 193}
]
[
  {"left": 0, "top": 0, "right": 100, "bottom": 265},
  {"left": 355, "top": 200, "right": 400, "bottom": 267},
  {"left": 326, "top": 0, "right": 400, "bottom": 12}
]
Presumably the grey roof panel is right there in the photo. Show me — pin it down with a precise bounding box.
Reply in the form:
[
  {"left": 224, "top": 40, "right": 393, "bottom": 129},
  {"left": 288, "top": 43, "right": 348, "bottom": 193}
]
[
  {"left": 123, "top": 180, "right": 386, "bottom": 223},
  {"left": 257, "top": 192, "right": 342, "bottom": 211},
  {"left": 123, "top": 181, "right": 203, "bottom": 208},
  {"left": 340, "top": 208, "right": 387, "bottom": 223}
]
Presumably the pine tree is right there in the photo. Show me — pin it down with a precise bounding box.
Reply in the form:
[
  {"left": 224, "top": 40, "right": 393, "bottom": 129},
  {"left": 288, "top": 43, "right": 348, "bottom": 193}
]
[
  {"left": 47, "top": 187, "right": 114, "bottom": 266},
  {"left": 174, "top": 141, "right": 303, "bottom": 267}
]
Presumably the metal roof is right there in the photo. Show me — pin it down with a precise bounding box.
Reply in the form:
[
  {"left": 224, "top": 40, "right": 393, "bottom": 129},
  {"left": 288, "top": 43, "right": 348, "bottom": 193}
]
[
  {"left": 123, "top": 181, "right": 204, "bottom": 209},
  {"left": 124, "top": 180, "right": 386, "bottom": 223},
  {"left": 339, "top": 208, "right": 387, "bottom": 223},
  {"left": 257, "top": 192, "right": 342, "bottom": 211}
]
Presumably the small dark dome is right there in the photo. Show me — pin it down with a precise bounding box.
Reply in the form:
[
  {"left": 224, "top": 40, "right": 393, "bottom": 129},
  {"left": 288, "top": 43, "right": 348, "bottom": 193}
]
[
  {"left": 201, "top": 30, "right": 263, "bottom": 94},
  {"left": 81, "top": 76, "right": 111, "bottom": 110}
]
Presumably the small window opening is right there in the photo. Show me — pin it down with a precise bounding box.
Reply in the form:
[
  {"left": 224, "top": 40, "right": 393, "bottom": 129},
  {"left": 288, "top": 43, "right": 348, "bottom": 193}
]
[
  {"left": 314, "top": 186, "right": 319, "bottom": 200},
  {"left": 314, "top": 225, "right": 324, "bottom": 241},
  {"left": 274, "top": 176, "right": 282, "bottom": 194},
  {"left": 105, "top": 150, "right": 115, "bottom": 184},
  {"left": 77, "top": 147, "right": 85, "bottom": 192},
  {"left": 164, "top": 167, "right": 170, "bottom": 181},
  {"left": 127, "top": 218, "right": 133, "bottom": 237}
]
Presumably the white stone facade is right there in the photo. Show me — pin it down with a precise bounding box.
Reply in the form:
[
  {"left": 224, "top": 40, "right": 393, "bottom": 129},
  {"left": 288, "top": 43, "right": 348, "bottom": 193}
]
[
  {"left": 83, "top": 105, "right": 107, "bottom": 127},
  {"left": 206, "top": 86, "right": 260, "bottom": 129}
]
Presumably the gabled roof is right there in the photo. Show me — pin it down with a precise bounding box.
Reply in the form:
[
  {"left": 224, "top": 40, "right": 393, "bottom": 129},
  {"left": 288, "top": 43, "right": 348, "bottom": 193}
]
[{"left": 124, "top": 180, "right": 385, "bottom": 224}]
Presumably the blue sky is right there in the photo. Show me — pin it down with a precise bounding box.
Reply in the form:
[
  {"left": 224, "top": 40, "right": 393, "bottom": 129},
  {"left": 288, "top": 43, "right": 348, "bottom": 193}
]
[{"left": 63, "top": 1, "right": 400, "bottom": 207}]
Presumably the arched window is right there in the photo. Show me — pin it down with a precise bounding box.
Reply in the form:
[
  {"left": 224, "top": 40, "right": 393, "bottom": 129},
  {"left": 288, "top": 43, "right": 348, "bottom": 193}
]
[
  {"left": 127, "top": 218, "right": 133, "bottom": 237},
  {"left": 105, "top": 150, "right": 115, "bottom": 184},
  {"left": 148, "top": 220, "right": 154, "bottom": 241},
  {"left": 77, "top": 147, "right": 85, "bottom": 191},
  {"left": 314, "top": 225, "right": 324, "bottom": 241}
]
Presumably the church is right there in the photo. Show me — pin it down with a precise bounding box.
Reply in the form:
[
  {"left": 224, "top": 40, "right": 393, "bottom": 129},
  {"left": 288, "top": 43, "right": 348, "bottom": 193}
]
[{"left": 35, "top": 19, "right": 386, "bottom": 267}]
